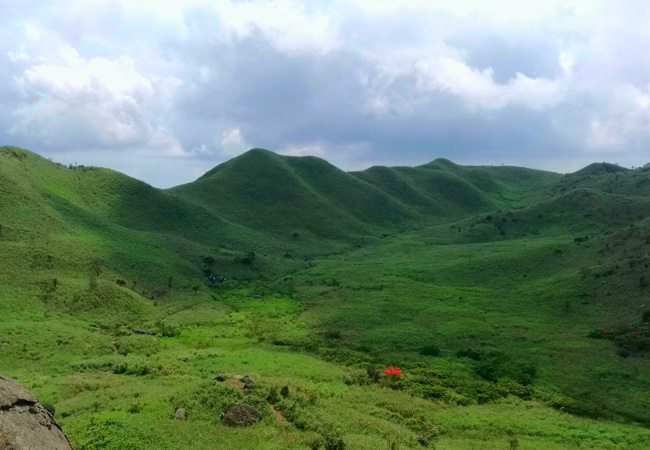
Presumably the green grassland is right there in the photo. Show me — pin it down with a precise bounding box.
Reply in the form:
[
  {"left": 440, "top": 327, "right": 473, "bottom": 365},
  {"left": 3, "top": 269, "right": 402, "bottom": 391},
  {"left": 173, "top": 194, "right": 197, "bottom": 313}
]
[{"left": 1, "top": 145, "right": 650, "bottom": 449}]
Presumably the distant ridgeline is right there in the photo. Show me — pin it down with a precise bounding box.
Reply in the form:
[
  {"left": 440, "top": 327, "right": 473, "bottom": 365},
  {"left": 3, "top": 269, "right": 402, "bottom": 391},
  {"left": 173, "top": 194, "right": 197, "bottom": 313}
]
[
  {"left": 0, "top": 146, "right": 562, "bottom": 285},
  {"left": 3, "top": 145, "right": 649, "bottom": 289}
]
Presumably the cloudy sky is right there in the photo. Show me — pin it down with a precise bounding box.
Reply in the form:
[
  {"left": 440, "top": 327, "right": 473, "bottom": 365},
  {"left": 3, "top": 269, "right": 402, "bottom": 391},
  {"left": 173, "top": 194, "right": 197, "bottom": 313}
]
[{"left": 1, "top": 0, "right": 649, "bottom": 187}]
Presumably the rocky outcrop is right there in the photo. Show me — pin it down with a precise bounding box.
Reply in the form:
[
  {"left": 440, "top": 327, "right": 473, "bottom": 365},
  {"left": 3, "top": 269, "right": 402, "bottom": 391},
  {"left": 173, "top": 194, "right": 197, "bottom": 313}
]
[
  {"left": 0, "top": 375, "right": 73, "bottom": 450},
  {"left": 221, "top": 403, "right": 262, "bottom": 427},
  {"left": 239, "top": 376, "right": 256, "bottom": 390}
]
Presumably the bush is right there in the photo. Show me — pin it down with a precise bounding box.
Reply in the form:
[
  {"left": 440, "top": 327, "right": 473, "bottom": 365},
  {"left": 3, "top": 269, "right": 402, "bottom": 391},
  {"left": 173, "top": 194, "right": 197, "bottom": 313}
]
[
  {"left": 128, "top": 402, "right": 143, "bottom": 414},
  {"left": 42, "top": 403, "right": 56, "bottom": 416},
  {"left": 419, "top": 344, "right": 441, "bottom": 357},
  {"left": 324, "top": 329, "right": 342, "bottom": 340},
  {"left": 417, "top": 421, "right": 440, "bottom": 447},
  {"left": 547, "top": 394, "right": 575, "bottom": 411},
  {"left": 157, "top": 321, "right": 180, "bottom": 338},
  {"left": 497, "top": 377, "right": 534, "bottom": 400},
  {"left": 366, "top": 364, "right": 381, "bottom": 383},
  {"left": 473, "top": 352, "right": 536, "bottom": 385},
  {"left": 267, "top": 385, "right": 281, "bottom": 404},
  {"left": 111, "top": 355, "right": 153, "bottom": 376},
  {"left": 642, "top": 311, "right": 650, "bottom": 323},
  {"left": 114, "top": 335, "right": 160, "bottom": 356},
  {"left": 456, "top": 348, "right": 481, "bottom": 360},
  {"left": 616, "top": 348, "right": 631, "bottom": 358},
  {"left": 420, "top": 385, "right": 447, "bottom": 400}
]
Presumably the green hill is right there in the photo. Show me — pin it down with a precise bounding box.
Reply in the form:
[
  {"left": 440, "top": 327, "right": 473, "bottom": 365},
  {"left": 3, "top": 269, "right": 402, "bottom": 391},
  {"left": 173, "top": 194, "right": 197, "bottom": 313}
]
[
  {"left": 573, "top": 162, "right": 630, "bottom": 176},
  {"left": 3, "top": 145, "right": 650, "bottom": 449},
  {"left": 173, "top": 150, "right": 561, "bottom": 246},
  {"left": 352, "top": 160, "right": 560, "bottom": 217},
  {"left": 170, "top": 149, "right": 416, "bottom": 244}
]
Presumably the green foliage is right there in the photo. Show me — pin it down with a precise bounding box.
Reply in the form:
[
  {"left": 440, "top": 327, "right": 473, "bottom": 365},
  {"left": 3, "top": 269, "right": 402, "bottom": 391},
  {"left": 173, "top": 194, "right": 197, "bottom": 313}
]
[
  {"left": 366, "top": 364, "right": 382, "bottom": 383},
  {"left": 473, "top": 352, "right": 537, "bottom": 385},
  {"left": 419, "top": 344, "right": 441, "bottom": 357},
  {"left": 111, "top": 355, "right": 153, "bottom": 376},
  {"left": 43, "top": 403, "right": 56, "bottom": 416},
  {"left": 4, "top": 146, "right": 650, "bottom": 449},
  {"left": 643, "top": 310, "right": 650, "bottom": 323},
  {"left": 156, "top": 320, "right": 180, "bottom": 338},
  {"left": 114, "top": 335, "right": 160, "bottom": 356}
]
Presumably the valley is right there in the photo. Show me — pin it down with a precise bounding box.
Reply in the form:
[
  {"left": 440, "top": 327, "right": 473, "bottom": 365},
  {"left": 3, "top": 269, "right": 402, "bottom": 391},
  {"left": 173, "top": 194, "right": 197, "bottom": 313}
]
[{"left": 1, "top": 146, "right": 649, "bottom": 449}]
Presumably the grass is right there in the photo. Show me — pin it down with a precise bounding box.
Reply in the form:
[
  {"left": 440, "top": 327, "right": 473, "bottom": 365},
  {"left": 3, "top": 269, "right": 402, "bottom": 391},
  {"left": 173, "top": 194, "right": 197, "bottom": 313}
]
[{"left": 2, "top": 145, "right": 650, "bottom": 448}]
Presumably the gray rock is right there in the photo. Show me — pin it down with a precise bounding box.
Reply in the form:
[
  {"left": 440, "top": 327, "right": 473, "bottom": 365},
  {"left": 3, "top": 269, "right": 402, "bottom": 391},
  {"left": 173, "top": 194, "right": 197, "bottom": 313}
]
[
  {"left": 0, "top": 374, "right": 73, "bottom": 450},
  {"left": 221, "top": 402, "right": 262, "bottom": 427},
  {"left": 174, "top": 408, "right": 187, "bottom": 421},
  {"left": 240, "top": 376, "right": 256, "bottom": 389},
  {"left": 212, "top": 374, "right": 227, "bottom": 382}
]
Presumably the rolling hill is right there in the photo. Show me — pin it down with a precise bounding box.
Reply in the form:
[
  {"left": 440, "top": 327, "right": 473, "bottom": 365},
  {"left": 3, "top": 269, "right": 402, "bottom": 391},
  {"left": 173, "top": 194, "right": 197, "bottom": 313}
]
[{"left": 2, "top": 145, "right": 650, "bottom": 449}]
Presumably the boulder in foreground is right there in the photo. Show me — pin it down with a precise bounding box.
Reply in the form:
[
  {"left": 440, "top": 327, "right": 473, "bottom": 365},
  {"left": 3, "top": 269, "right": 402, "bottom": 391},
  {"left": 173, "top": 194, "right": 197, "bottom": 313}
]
[{"left": 0, "top": 374, "right": 73, "bottom": 450}]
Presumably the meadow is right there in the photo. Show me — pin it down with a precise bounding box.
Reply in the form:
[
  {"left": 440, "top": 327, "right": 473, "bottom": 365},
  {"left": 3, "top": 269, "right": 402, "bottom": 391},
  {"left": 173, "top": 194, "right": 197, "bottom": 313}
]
[{"left": 1, "top": 146, "right": 649, "bottom": 449}]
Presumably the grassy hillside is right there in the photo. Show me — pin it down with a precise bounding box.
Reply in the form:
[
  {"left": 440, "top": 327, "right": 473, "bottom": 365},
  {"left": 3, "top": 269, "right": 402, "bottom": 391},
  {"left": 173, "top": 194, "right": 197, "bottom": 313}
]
[
  {"left": 171, "top": 150, "right": 561, "bottom": 244},
  {"left": 171, "top": 149, "right": 381, "bottom": 244},
  {"left": 2, "top": 145, "right": 650, "bottom": 449}
]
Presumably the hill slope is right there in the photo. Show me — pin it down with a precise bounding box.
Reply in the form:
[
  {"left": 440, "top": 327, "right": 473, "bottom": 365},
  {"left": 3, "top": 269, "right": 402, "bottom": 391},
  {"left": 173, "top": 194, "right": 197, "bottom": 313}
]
[
  {"left": 171, "top": 150, "right": 562, "bottom": 245},
  {"left": 3, "top": 146, "right": 650, "bottom": 449}
]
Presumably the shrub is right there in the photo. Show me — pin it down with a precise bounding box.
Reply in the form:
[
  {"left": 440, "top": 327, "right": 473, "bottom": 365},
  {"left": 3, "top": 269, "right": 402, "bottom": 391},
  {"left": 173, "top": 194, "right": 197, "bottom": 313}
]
[
  {"left": 324, "top": 329, "right": 342, "bottom": 340},
  {"left": 417, "top": 421, "right": 440, "bottom": 447},
  {"left": 267, "top": 385, "right": 281, "bottom": 404},
  {"left": 497, "top": 377, "right": 534, "bottom": 400},
  {"left": 473, "top": 352, "right": 537, "bottom": 385},
  {"left": 547, "top": 394, "right": 575, "bottom": 411},
  {"left": 616, "top": 348, "right": 631, "bottom": 358},
  {"left": 456, "top": 348, "right": 481, "bottom": 360},
  {"left": 366, "top": 364, "right": 381, "bottom": 383},
  {"left": 114, "top": 335, "right": 161, "bottom": 356},
  {"left": 128, "top": 402, "right": 143, "bottom": 414},
  {"left": 111, "top": 355, "right": 152, "bottom": 376},
  {"left": 420, "top": 385, "right": 447, "bottom": 400},
  {"left": 42, "top": 403, "right": 56, "bottom": 416},
  {"left": 157, "top": 321, "right": 180, "bottom": 338},
  {"left": 643, "top": 310, "right": 650, "bottom": 323},
  {"left": 419, "top": 344, "right": 441, "bottom": 357}
]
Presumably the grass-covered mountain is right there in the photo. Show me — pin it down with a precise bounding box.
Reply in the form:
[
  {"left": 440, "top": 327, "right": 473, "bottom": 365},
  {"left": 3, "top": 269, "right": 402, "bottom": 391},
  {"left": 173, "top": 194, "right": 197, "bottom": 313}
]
[
  {"left": 2, "top": 145, "right": 650, "bottom": 449},
  {"left": 171, "top": 149, "right": 560, "bottom": 242}
]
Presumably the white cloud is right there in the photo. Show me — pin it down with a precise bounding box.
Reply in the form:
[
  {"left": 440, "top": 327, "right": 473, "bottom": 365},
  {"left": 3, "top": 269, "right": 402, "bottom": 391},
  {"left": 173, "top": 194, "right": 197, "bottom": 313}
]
[
  {"left": 279, "top": 144, "right": 325, "bottom": 157},
  {"left": 219, "top": 128, "right": 249, "bottom": 156},
  {"left": 7, "top": 27, "right": 182, "bottom": 154},
  {"left": 586, "top": 83, "right": 650, "bottom": 151},
  {"left": 414, "top": 57, "right": 564, "bottom": 110},
  {"left": 212, "top": 0, "right": 339, "bottom": 54}
]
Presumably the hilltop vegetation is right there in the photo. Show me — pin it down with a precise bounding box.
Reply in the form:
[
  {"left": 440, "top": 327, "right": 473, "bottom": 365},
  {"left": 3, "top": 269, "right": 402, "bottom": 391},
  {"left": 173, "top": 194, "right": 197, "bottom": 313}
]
[{"left": 2, "top": 145, "right": 650, "bottom": 449}]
